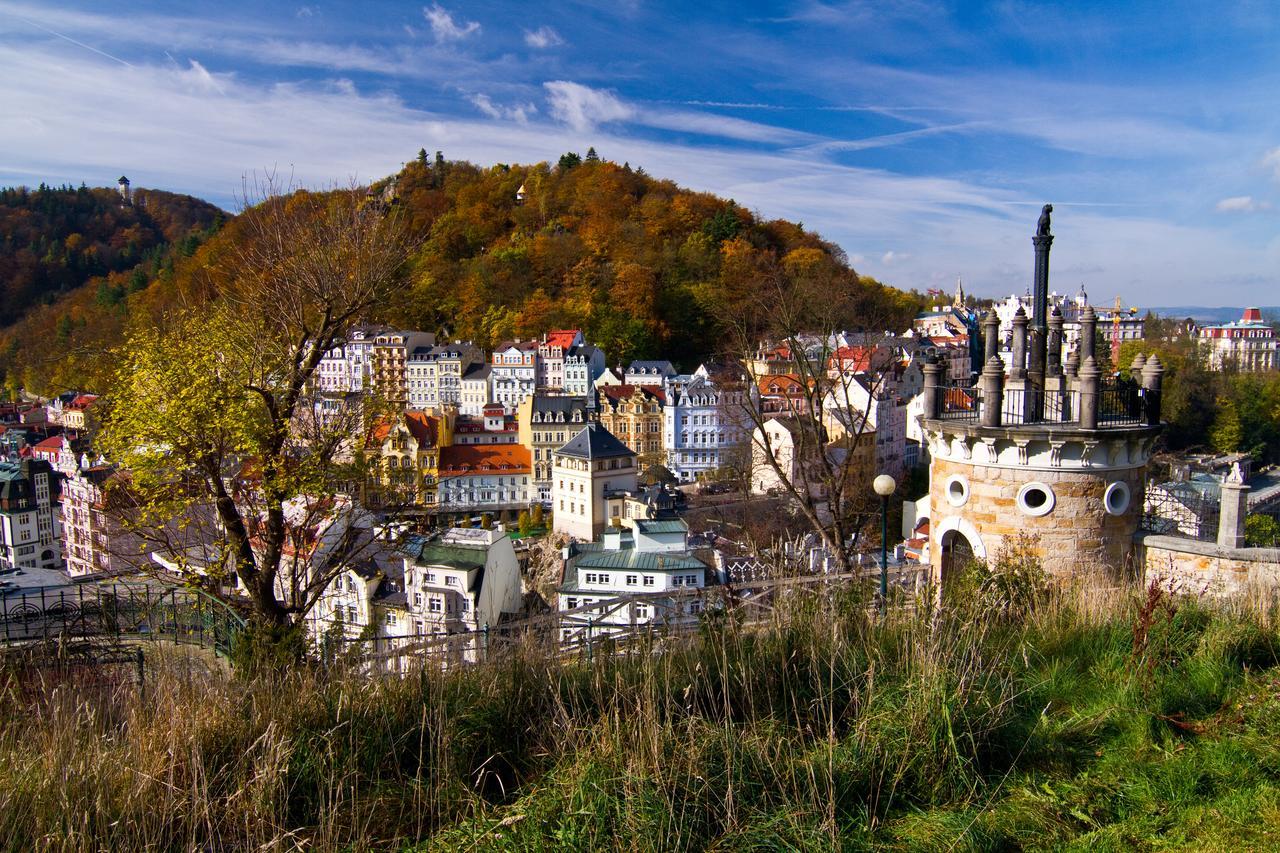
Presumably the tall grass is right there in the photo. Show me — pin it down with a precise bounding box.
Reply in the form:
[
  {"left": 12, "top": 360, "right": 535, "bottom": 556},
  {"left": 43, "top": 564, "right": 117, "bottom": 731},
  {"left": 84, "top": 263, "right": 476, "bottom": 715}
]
[{"left": 2, "top": 578, "right": 1279, "bottom": 851}]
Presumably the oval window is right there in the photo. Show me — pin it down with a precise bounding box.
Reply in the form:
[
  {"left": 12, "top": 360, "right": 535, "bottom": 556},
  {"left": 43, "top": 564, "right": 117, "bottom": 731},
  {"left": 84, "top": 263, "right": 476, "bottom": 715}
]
[
  {"left": 944, "top": 474, "right": 969, "bottom": 507},
  {"left": 1104, "top": 481, "right": 1130, "bottom": 515},
  {"left": 1017, "top": 482, "right": 1055, "bottom": 517}
]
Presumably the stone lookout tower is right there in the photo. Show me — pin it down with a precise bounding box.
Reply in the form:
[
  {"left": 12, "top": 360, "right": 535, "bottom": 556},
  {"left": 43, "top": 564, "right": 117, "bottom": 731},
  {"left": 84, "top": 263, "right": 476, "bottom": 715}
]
[
  {"left": 117, "top": 175, "right": 132, "bottom": 204},
  {"left": 918, "top": 206, "right": 1166, "bottom": 578}
]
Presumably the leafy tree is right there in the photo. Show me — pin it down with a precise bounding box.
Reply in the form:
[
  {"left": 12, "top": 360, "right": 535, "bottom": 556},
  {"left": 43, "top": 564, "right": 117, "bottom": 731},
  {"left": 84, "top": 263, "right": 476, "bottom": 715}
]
[
  {"left": 480, "top": 512, "right": 493, "bottom": 530},
  {"left": 517, "top": 510, "right": 532, "bottom": 537},
  {"left": 531, "top": 503, "right": 544, "bottom": 527},
  {"left": 1211, "top": 396, "right": 1243, "bottom": 453},
  {"left": 99, "top": 186, "right": 417, "bottom": 632},
  {"left": 1246, "top": 514, "right": 1280, "bottom": 548}
]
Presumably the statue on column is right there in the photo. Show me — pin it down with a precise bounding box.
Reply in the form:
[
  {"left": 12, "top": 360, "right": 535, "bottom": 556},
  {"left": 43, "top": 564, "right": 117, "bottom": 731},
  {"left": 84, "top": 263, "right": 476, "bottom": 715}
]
[{"left": 1036, "top": 203, "right": 1053, "bottom": 237}]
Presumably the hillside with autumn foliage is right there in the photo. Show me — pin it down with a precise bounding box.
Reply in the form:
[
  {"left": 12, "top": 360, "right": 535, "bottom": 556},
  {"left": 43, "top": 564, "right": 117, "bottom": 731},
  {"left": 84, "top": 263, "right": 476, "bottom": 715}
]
[{"left": 0, "top": 154, "right": 920, "bottom": 395}]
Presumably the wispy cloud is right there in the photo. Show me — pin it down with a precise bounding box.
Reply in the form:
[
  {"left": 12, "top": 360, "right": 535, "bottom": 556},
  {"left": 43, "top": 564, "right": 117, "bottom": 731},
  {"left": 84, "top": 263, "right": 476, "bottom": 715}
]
[
  {"left": 1216, "top": 196, "right": 1271, "bottom": 213},
  {"left": 423, "top": 4, "right": 480, "bottom": 43},
  {"left": 469, "top": 93, "right": 536, "bottom": 124},
  {"left": 543, "top": 81, "right": 633, "bottom": 131},
  {"left": 523, "top": 26, "right": 564, "bottom": 49},
  {"left": 1264, "top": 147, "right": 1280, "bottom": 181}
]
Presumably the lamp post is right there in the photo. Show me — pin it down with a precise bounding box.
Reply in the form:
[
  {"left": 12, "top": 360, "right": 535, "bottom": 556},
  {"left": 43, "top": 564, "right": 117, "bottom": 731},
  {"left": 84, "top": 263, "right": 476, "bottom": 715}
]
[{"left": 872, "top": 473, "right": 897, "bottom": 613}]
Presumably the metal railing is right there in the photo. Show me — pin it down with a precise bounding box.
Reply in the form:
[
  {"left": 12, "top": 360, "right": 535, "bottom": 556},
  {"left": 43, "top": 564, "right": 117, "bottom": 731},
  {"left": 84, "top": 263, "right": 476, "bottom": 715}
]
[
  {"left": 938, "top": 384, "right": 980, "bottom": 422},
  {"left": 1098, "top": 379, "right": 1146, "bottom": 426},
  {"left": 1141, "top": 484, "right": 1220, "bottom": 541},
  {"left": 1000, "top": 388, "right": 1078, "bottom": 425}
]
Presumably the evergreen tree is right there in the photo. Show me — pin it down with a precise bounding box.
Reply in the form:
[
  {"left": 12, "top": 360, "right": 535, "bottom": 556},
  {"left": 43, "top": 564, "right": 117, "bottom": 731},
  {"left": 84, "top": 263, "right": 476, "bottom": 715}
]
[
  {"left": 585, "top": 147, "right": 599, "bottom": 162},
  {"left": 558, "top": 152, "right": 582, "bottom": 171}
]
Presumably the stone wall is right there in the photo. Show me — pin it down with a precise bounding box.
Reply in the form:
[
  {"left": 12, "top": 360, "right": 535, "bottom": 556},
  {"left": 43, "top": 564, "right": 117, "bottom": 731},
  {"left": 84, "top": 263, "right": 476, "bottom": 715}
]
[
  {"left": 929, "top": 456, "right": 1146, "bottom": 578},
  {"left": 1140, "top": 534, "right": 1280, "bottom": 595}
]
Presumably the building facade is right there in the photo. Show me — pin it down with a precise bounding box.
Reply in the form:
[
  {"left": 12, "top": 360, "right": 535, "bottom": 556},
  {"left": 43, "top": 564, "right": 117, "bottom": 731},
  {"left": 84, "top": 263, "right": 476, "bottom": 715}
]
[
  {"left": 0, "top": 459, "right": 61, "bottom": 572},
  {"left": 597, "top": 385, "right": 665, "bottom": 462},
  {"left": 552, "top": 423, "right": 638, "bottom": 541},
  {"left": 490, "top": 341, "right": 539, "bottom": 413},
  {"left": 1198, "top": 307, "right": 1276, "bottom": 371},
  {"left": 518, "top": 394, "right": 593, "bottom": 503},
  {"left": 663, "top": 366, "right": 751, "bottom": 482}
]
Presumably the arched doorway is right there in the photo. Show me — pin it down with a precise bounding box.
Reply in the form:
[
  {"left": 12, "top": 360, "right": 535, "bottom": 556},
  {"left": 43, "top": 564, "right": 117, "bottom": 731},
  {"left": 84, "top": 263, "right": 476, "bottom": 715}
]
[{"left": 940, "top": 529, "right": 976, "bottom": 586}]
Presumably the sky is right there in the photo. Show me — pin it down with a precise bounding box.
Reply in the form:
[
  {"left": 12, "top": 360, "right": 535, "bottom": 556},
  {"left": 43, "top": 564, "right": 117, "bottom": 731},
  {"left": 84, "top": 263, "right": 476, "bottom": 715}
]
[{"left": 1, "top": 1, "right": 1278, "bottom": 307}]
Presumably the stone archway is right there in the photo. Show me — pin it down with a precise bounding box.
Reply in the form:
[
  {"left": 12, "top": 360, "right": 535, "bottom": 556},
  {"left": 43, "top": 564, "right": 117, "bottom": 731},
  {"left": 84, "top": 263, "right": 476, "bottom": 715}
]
[
  {"left": 934, "top": 515, "right": 987, "bottom": 587},
  {"left": 940, "top": 529, "right": 977, "bottom": 583}
]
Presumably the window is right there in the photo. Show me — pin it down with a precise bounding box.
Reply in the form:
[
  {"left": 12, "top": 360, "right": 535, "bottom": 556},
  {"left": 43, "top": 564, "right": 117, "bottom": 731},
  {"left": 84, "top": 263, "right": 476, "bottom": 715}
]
[
  {"left": 567, "top": 597, "right": 578, "bottom": 609},
  {"left": 1104, "top": 481, "right": 1131, "bottom": 515},
  {"left": 1016, "top": 482, "right": 1056, "bottom": 517},
  {"left": 414, "top": 592, "right": 423, "bottom": 606},
  {"left": 429, "top": 598, "right": 442, "bottom": 612},
  {"left": 642, "top": 576, "right": 655, "bottom": 587},
  {"left": 944, "top": 475, "right": 969, "bottom": 508},
  {"left": 385, "top": 612, "right": 397, "bottom": 626},
  {"left": 673, "top": 576, "right": 683, "bottom": 586},
  {"left": 459, "top": 599, "right": 470, "bottom": 612},
  {"left": 626, "top": 574, "right": 637, "bottom": 585},
  {"left": 635, "top": 604, "right": 650, "bottom": 618},
  {"left": 446, "top": 576, "right": 459, "bottom": 587}
]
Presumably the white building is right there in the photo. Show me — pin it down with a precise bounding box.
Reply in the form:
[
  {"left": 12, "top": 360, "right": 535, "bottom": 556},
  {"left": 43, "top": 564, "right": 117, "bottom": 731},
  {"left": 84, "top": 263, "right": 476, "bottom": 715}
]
[
  {"left": 552, "top": 423, "right": 638, "bottom": 541},
  {"left": 663, "top": 365, "right": 751, "bottom": 482},
  {"left": 490, "top": 341, "right": 540, "bottom": 414},
  {"left": 564, "top": 344, "right": 606, "bottom": 396},
  {"left": 459, "top": 364, "right": 492, "bottom": 416},
  {"left": 1198, "top": 307, "right": 1276, "bottom": 372},
  {"left": 558, "top": 518, "right": 711, "bottom": 640},
  {"left": 625, "top": 360, "right": 677, "bottom": 387},
  {"left": 401, "top": 527, "right": 523, "bottom": 639},
  {"left": 437, "top": 443, "right": 534, "bottom": 515},
  {"left": 0, "top": 459, "right": 61, "bottom": 572},
  {"left": 407, "top": 342, "right": 482, "bottom": 410},
  {"left": 750, "top": 418, "right": 802, "bottom": 496},
  {"left": 315, "top": 326, "right": 383, "bottom": 394}
]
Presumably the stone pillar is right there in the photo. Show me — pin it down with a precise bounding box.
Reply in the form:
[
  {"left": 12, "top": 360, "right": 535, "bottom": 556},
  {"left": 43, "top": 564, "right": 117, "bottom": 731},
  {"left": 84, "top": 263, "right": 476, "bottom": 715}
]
[
  {"left": 922, "top": 356, "right": 942, "bottom": 419},
  {"left": 1218, "top": 465, "right": 1249, "bottom": 549},
  {"left": 1079, "top": 355, "right": 1100, "bottom": 430},
  {"left": 1079, "top": 305, "right": 1097, "bottom": 365},
  {"left": 981, "top": 356, "right": 1005, "bottom": 428},
  {"left": 1047, "top": 305, "right": 1063, "bottom": 378},
  {"left": 983, "top": 308, "right": 1000, "bottom": 364},
  {"left": 1064, "top": 348, "right": 1079, "bottom": 379},
  {"left": 1010, "top": 307, "right": 1028, "bottom": 381},
  {"left": 1130, "top": 352, "right": 1147, "bottom": 382},
  {"left": 1141, "top": 354, "right": 1164, "bottom": 426}
]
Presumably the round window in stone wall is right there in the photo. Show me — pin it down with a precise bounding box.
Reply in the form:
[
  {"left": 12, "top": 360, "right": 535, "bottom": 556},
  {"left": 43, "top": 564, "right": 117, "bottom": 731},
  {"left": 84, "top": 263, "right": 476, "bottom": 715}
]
[
  {"left": 944, "top": 474, "right": 970, "bottom": 507},
  {"left": 1104, "top": 481, "right": 1131, "bottom": 516},
  {"left": 1016, "top": 482, "right": 1056, "bottom": 517}
]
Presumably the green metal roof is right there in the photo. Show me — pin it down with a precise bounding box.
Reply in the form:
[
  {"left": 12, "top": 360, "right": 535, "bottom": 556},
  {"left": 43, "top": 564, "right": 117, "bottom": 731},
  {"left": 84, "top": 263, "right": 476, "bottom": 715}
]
[
  {"left": 572, "top": 549, "right": 706, "bottom": 571},
  {"left": 634, "top": 520, "right": 688, "bottom": 535},
  {"left": 412, "top": 543, "right": 486, "bottom": 571}
]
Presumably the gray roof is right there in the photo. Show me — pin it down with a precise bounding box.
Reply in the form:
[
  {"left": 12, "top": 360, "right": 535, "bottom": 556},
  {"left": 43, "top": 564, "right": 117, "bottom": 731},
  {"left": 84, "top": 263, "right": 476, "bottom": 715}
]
[
  {"left": 634, "top": 519, "right": 688, "bottom": 535},
  {"left": 627, "top": 360, "right": 676, "bottom": 375},
  {"left": 462, "top": 364, "right": 492, "bottom": 380},
  {"left": 556, "top": 423, "right": 633, "bottom": 459},
  {"left": 531, "top": 394, "right": 590, "bottom": 416}
]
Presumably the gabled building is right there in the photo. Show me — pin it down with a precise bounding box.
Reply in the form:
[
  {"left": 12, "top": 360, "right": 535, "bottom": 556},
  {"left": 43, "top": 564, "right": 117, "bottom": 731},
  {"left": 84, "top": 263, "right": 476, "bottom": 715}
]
[
  {"left": 0, "top": 458, "right": 61, "bottom": 572},
  {"left": 564, "top": 344, "right": 606, "bottom": 396},
  {"left": 366, "top": 411, "right": 451, "bottom": 509},
  {"left": 597, "top": 384, "right": 665, "bottom": 462},
  {"left": 552, "top": 423, "right": 638, "bottom": 541},
  {"left": 518, "top": 394, "right": 593, "bottom": 503},
  {"left": 453, "top": 405, "right": 519, "bottom": 445},
  {"left": 537, "top": 330, "right": 586, "bottom": 391},
  {"left": 407, "top": 342, "right": 482, "bottom": 410},
  {"left": 663, "top": 365, "right": 752, "bottom": 482}
]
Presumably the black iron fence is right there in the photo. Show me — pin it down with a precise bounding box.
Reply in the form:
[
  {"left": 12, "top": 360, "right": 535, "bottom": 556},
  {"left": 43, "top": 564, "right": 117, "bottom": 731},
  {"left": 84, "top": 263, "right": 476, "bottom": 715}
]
[
  {"left": 1141, "top": 483, "right": 1221, "bottom": 541},
  {"left": 1000, "top": 388, "right": 1078, "bottom": 425},
  {"left": 1098, "top": 378, "right": 1147, "bottom": 426},
  {"left": 0, "top": 583, "right": 245, "bottom": 657},
  {"left": 938, "top": 383, "right": 980, "bottom": 422}
]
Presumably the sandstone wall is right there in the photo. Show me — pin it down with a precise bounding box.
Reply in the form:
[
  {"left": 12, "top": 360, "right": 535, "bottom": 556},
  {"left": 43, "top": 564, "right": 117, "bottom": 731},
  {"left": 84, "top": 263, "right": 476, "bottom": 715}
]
[{"left": 1141, "top": 535, "right": 1280, "bottom": 595}]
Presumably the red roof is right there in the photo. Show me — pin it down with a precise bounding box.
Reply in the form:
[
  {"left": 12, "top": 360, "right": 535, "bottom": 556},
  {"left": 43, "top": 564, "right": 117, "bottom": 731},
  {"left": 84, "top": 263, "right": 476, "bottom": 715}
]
[
  {"left": 67, "top": 394, "right": 98, "bottom": 411},
  {"left": 439, "top": 443, "right": 531, "bottom": 476},
  {"left": 32, "top": 435, "right": 64, "bottom": 453},
  {"left": 369, "top": 411, "right": 439, "bottom": 447},
  {"left": 544, "top": 330, "right": 580, "bottom": 350}
]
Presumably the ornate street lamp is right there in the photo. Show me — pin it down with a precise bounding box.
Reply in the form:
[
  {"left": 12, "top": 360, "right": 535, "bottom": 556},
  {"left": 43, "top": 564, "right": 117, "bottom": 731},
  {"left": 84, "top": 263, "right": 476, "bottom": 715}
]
[{"left": 872, "top": 473, "right": 897, "bottom": 612}]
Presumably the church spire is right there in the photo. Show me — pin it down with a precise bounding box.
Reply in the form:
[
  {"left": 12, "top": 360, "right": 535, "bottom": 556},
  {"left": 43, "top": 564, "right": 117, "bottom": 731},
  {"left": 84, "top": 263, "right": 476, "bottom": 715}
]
[{"left": 953, "top": 274, "right": 965, "bottom": 309}]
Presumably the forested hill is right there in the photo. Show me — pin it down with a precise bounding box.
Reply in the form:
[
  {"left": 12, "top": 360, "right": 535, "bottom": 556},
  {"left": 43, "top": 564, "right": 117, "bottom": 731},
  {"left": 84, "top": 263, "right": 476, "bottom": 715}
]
[
  {"left": 0, "top": 184, "right": 225, "bottom": 326},
  {"left": 0, "top": 155, "right": 920, "bottom": 395}
]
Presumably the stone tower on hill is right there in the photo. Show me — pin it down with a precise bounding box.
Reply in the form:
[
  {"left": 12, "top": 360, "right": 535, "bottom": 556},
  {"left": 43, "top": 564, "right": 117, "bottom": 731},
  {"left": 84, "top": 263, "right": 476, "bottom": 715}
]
[{"left": 918, "top": 208, "right": 1166, "bottom": 579}]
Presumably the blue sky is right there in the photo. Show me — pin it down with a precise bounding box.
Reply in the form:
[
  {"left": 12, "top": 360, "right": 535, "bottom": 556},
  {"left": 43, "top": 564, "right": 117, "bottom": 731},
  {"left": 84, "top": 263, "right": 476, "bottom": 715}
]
[{"left": 2, "top": 1, "right": 1277, "bottom": 306}]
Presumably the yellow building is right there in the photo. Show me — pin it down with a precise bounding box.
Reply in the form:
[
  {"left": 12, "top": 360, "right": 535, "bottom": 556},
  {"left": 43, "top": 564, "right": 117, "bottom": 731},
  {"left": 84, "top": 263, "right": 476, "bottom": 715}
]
[
  {"left": 366, "top": 410, "right": 453, "bottom": 509},
  {"left": 517, "top": 394, "right": 594, "bottom": 504},
  {"left": 598, "top": 385, "right": 665, "bottom": 464}
]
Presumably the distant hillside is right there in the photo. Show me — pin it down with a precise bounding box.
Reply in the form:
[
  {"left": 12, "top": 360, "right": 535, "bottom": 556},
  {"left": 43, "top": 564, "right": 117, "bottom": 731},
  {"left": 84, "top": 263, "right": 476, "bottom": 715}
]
[
  {"left": 1149, "top": 306, "right": 1280, "bottom": 324},
  {"left": 0, "top": 184, "right": 224, "bottom": 326},
  {"left": 0, "top": 154, "right": 921, "bottom": 395}
]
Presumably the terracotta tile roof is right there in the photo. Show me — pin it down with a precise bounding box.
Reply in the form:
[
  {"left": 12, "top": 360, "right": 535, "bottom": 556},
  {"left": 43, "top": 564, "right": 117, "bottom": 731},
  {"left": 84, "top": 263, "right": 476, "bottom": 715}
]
[
  {"left": 439, "top": 443, "right": 531, "bottom": 476},
  {"left": 544, "top": 330, "right": 580, "bottom": 349},
  {"left": 369, "top": 412, "right": 439, "bottom": 447}
]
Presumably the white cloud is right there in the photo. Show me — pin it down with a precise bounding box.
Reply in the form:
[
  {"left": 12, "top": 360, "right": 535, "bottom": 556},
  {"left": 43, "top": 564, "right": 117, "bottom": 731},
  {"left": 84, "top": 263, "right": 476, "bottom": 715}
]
[
  {"left": 1264, "top": 147, "right": 1280, "bottom": 181},
  {"left": 543, "top": 81, "right": 633, "bottom": 131},
  {"left": 881, "top": 250, "right": 910, "bottom": 264},
  {"left": 1216, "top": 195, "right": 1271, "bottom": 213},
  {"left": 423, "top": 4, "right": 480, "bottom": 43},
  {"left": 469, "top": 93, "right": 536, "bottom": 124},
  {"left": 523, "top": 26, "right": 564, "bottom": 49}
]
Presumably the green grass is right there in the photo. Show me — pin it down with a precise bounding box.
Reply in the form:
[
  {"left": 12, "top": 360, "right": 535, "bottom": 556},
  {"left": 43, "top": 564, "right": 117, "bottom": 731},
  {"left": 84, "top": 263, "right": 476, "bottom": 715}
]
[{"left": 2, "top": 581, "right": 1280, "bottom": 851}]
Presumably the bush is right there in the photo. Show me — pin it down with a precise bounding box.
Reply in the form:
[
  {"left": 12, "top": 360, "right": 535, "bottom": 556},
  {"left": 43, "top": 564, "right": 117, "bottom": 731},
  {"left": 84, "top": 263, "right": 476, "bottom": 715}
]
[{"left": 946, "top": 533, "right": 1048, "bottom": 620}]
